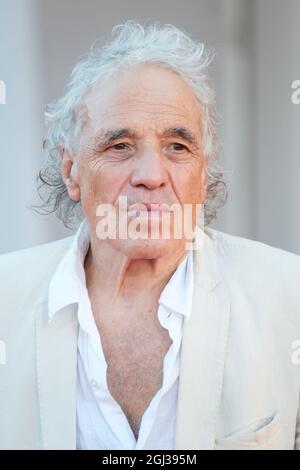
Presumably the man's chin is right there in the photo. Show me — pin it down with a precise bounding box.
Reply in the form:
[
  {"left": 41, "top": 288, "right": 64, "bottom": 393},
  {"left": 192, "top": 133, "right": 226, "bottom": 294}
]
[{"left": 109, "top": 237, "right": 184, "bottom": 260}]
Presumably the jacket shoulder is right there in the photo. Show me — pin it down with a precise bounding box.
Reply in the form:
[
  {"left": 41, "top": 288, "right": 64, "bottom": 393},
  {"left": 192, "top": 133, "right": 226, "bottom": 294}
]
[
  {"left": 0, "top": 236, "right": 74, "bottom": 303},
  {"left": 0, "top": 235, "right": 74, "bottom": 269},
  {"left": 207, "top": 226, "right": 300, "bottom": 278},
  {"left": 206, "top": 227, "right": 300, "bottom": 324}
]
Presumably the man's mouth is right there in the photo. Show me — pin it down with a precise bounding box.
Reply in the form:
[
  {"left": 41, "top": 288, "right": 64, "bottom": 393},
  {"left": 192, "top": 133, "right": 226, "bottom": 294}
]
[{"left": 127, "top": 202, "right": 172, "bottom": 217}]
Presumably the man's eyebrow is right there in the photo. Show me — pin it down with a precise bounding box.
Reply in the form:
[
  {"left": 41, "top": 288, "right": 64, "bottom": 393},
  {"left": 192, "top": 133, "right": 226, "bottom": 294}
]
[
  {"left": 162, "top": 127, "right": 199, "bottom": 147},
  {"left": 94, "top": 128, "right": 135, "bottom": 147},
  {"left": 94, "top": 126, "right": 199, "bottom": 148}
]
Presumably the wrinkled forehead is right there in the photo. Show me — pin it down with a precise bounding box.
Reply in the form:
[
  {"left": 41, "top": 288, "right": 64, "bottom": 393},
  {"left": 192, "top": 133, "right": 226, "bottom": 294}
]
[{"left": 81, "top": 63, "right": 203, "bottom": 134}]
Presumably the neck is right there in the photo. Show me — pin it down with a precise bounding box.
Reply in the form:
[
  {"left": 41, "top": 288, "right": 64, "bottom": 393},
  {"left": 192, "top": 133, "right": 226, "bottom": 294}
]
[{"left": 84, "top": 238, "right": 188, "bottom": 306}]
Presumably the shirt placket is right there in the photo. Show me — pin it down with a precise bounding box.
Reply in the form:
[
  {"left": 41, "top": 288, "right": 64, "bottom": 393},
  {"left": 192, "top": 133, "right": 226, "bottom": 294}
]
[
  {"left": 134, "top": 304, "right": 184, "bottom": 449},
  {"left": 78, "top": 297, "right": 138, "bottom": 449}
]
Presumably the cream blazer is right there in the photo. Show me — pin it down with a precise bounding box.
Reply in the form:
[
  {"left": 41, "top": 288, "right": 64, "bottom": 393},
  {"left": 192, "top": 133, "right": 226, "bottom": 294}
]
[{"left": 0, "top": 226, "right": 299, "bottom": 450}]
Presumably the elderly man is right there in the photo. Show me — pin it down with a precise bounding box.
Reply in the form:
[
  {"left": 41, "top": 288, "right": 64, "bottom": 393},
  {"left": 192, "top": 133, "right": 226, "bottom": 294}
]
[{"left": 0, "top": 20, "right": 300, "bottom": 451}]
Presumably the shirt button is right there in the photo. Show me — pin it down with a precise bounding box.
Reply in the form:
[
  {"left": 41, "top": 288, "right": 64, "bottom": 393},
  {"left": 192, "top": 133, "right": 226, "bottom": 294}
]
[{"left": 90, "top": 379, "right": 100, "bottom": 390}]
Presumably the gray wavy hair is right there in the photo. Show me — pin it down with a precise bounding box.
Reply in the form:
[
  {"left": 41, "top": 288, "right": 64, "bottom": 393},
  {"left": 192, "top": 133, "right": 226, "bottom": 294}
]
[{"left": 34, "top": 20, "right": 229, "bottom": 228}]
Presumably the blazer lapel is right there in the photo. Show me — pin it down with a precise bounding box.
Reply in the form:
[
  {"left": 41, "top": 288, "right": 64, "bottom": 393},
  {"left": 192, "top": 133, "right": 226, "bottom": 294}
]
[
  {"left": 175, "top": 227, "right": 231, "bottom": 450},
  {"left": 35, "top": 299, "right": 78, "bottom": 449}
]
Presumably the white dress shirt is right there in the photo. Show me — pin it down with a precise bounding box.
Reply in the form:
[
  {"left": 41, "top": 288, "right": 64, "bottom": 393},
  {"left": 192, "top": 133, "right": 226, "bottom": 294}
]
[{"left": 48, "top": 218, "right": 194, "bottom": 450}]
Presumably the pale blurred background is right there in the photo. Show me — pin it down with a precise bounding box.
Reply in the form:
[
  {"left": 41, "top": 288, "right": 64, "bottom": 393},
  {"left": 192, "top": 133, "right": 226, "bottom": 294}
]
[{"left": 0, "top": 0, "right": 299, "bottom": 254}]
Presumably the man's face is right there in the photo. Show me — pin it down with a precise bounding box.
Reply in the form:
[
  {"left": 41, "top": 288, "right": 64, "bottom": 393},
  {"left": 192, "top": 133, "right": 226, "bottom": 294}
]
[{"left": 65, "top": 63, "right": 207, "bottom": 259}]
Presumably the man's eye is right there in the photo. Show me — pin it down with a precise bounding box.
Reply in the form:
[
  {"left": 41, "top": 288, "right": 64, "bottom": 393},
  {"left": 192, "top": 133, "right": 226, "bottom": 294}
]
[
  {"left": 110, "top": 143, "right": 128, "bottom": 151},
  {"left": 171, "top": 143, "right": 188, "bottom": 151}
]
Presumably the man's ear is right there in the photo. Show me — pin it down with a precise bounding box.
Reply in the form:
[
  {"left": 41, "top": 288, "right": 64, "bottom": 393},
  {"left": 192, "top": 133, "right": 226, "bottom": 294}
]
[{"left": 59, "top": 146, "right": 81, "bottom": 202}]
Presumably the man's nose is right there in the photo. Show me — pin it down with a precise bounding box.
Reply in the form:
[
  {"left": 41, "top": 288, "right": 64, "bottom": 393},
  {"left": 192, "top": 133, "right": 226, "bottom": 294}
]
[{"left": 130, "top": 148, "right": 168, "bottom": 190}]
